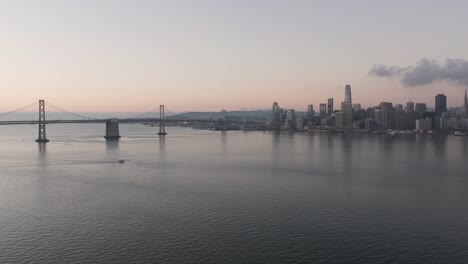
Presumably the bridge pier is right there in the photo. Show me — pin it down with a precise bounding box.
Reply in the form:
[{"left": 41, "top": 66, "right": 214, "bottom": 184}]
[
  {"left": 35, "top": 99, "right": 49, "bottom": 143},
  {"left": 105, "top": 118, "right": 121, "bottom": 140},
  {"left": 221, "top": 109, "right": 227, "bottom": 132},
  {"left": 157, "top": 105, "right": 167, "bottom": 136}
]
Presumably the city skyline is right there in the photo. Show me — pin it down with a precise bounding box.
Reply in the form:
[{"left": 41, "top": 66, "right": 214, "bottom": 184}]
[
  {"left": 1, "top": 1, "right": 468, "bottom": 112},
  {"left": 268, "top": 86, "right": 468, "bottom": 133}
]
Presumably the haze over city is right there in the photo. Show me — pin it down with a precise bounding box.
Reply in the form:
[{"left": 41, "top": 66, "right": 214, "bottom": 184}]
[{"left": 1, "top": 0, "right": 468, "bottom": 112}]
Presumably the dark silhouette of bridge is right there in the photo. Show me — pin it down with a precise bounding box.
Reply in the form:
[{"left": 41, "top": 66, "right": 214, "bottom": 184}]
[{"left": 0, "top": 100, "right": 262, "bottom": 142}]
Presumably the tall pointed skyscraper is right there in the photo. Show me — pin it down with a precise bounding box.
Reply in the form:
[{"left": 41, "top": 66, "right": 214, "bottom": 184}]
[
  {"left": 344, "top": 84, "right": 352, "bottom": 104},
  {"left": 464, "top": 90, "right": 468, "bottom": 118}
]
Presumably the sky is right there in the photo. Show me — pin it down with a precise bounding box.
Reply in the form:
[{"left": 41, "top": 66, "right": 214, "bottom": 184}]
[{"left": 1, "top": 0, "right": 468, "bottom": 112}]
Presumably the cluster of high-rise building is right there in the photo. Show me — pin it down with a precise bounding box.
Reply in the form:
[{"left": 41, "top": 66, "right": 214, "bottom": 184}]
[
  {"left": 268, "top": 85, "right": 468, "bottom": 132},
  {"left": 271, "top": 102, "right": 298, "bottom": 131}
]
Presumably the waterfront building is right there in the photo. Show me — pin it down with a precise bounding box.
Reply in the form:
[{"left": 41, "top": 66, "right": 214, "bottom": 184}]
[
  {"left": 434, "top": 117, "right": 442, "bottom": 130},
  {"left": 320, "top": 118, "right": 328, "bottom": 126},
  {"left": 366, "top": 119, "right": 379, "bottom": 130},
  {"left": 354, "top": 120, "right": 366, "bottom": 129},
  {"left": 415, "top": 118, "right": 432, "bottom": 131},
  {"left": 335, "top": 112, "right": 344, "bottom": 128},
  {"left": 296, "top": 118, "right": 306, "bottom": 131},
  {"left": 283, "top": 109, "right": 296, "bottom": 131},
  {"left": 341, "top": 102, "right": 353, "bottom": 128},
  {"left": 459, "top": 119, "right": 468, "bottom": 128},
  {"left": 326, "top": 116, "right": 336, "bottom": 127},
  {"left": 435, "top": 94, "right": 447, "bottom": 117},
  {"left": 380, "top": 102, "right": 395, "bottom": 129},
  {"left": 374, "top": 109, "right": 382, "bottom": 125},
  {"left": 356, "top": 109, "right": 367, "bottom": 120},
  {"left": 407, "top": 111, "right": 423, "bottom": 130},
  {"left": 447, "top": 117, "right": 459, "bottom": 129},
  {"left": 351, "top": 104, "right": 360, "bottom": 119},
  {"left": 394, "top": 109, "right": 409, "bottom": 130},
  {"left": 423, "top": 112, "right": 436, "bottom": 130},
  {"left": 439, "top": 117, "right": 446, "bottom": 130},
  {"left": 366, "top": 107, "right": 375, "bottom": 119}
]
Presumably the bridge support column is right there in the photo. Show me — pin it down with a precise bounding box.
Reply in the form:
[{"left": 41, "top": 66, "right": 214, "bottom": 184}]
[
  {"left": 105, "top": 118, "right": 121, "bottom": 140},
  {"left": 157, "top": 105, "right": 167, "bottom": 136},
  {"left": 221, "top": 109, "right": 227, "bottom": 132},
  {"left": 35, "top": 99, "right": 49, "bottom": 143}
]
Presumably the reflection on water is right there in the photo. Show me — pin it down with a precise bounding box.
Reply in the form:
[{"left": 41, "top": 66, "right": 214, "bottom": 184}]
[
  {"left": 105, "top": 140, "right": 120, "bottom": 155},
  {"left": 158, "top": 136, "right": 166, "bottom": 162},
  {"left": 221, "top": 132, "right": 227, "bottom": 156},
  {"left": 38, "top": 142, "right": 47, "bottom": 154}
]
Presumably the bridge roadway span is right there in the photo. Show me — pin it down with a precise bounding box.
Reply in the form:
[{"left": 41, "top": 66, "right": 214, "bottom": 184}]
[{"left": 0, "top": 118, "right": 264, "bottom": 125}]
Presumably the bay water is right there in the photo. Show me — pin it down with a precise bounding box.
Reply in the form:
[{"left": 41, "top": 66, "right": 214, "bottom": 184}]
[{"left": 1, "top": 124, "right": 467, "bottom": 263}]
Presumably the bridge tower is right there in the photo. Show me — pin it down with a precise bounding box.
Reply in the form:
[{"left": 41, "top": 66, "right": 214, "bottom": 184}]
[
  {"left": 157, "top": 105, "right": 167, "bottom": 136},
  {"left": 35, "top": 99, "right": 49, "bottom": 143},
  {"left": 221, "top": 109, "right": 227, "bottom": 132}
]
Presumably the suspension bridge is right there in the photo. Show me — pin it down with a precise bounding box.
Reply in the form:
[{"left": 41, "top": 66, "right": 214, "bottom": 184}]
[{"left": 0, "top": 100, "right": 248, "bottom": 143}]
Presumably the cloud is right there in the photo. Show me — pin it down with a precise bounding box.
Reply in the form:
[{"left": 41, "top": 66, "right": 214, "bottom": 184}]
[
  {"left": 401, "top": 59, "right": 441, "bottom": 86},
  {"left": 369, "top": 58, "right": 468, "bottom": 88},
  {"left": 442, "top": 59, "right": 468, "bottom": 87},
  {"left": 369, "top": 64, "right": 409, "bottom": 77}
]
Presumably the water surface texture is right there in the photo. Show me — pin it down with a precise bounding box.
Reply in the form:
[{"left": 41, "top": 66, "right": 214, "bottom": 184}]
[{"left": 1, "top": 124, "right": 468, "bottom": 263}]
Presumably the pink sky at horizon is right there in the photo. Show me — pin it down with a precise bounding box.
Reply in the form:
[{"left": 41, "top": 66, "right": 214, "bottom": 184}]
[{"left": 3, "top": 80, "right": 466, "bottom": 113}]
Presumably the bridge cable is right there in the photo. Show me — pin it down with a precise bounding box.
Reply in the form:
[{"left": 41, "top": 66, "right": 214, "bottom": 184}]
[
  {"left": 0, "top": 102, "right": 38, "bottom": 119},
  {"left": 46, "top": 102, "right": 101, "bottom": 120},
  {"left": 122, "top": 107, "right": 161, "bottom": 119}
]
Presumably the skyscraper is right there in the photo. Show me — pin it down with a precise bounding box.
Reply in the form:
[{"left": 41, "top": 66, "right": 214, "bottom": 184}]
[
  {"left": 283, "top": 109, "right": 296, "bottom": 131},
  {"left": 408, "top": 111, "right": 423, "bottom": 130},
  {"left": 271, "top": 102, "right": 281, "bottom": 129},
  {"left": 327, "top": 98, "right": 334, "bottom": 116},
  {"left": 380, "top": 102, "right": 395, "bottom": 129},
  {"left": 435, "top": 94, "right": 447, "bottom": 117},
  {"left": 374, "top": 109, "right": 382, "bottom": 124},
  {"left": 341, "top": 102, "right": 353, "bottom": 128},
  {"left": 307, "top": 104, "right": 315, "bottom": 119},
  {"left": 344, "top": 84, "right": 352, "bottom": 104},
  {"left": 415, "top": 103, "right": 427, "bottom": 113},
  {"left": 319, "top": 104, "right": 327, "bottom": 119},
  {"left": 464, "top": 90, "right": 468, "bottom": 118},
  {"left": 352, "top": 103, "right": 361, "bottom": 112},
  {"left": 394, "top": 109, "right": 409, "bottom": 130},
  {"left": 406, "top": 101, "right": 415, "bottom": 112},
  {"left": 366, "top": 107, "right": 375, "bottom": 119},
  {"left": 335, "top": 112, "right": 344, "bottom": 128}
]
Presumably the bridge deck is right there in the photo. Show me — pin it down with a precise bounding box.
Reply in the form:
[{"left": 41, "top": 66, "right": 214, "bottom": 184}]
[{"left": 0, "top": 118, "right": 264, "bottom": 125}]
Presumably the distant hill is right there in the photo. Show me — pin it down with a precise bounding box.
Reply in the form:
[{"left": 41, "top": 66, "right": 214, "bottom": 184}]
[
  {"left": 169, "top": 110, "right": 307, "bottom": 121},
  {"left": 169, "top": 110, "right": 268, "bottom": 121}
]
